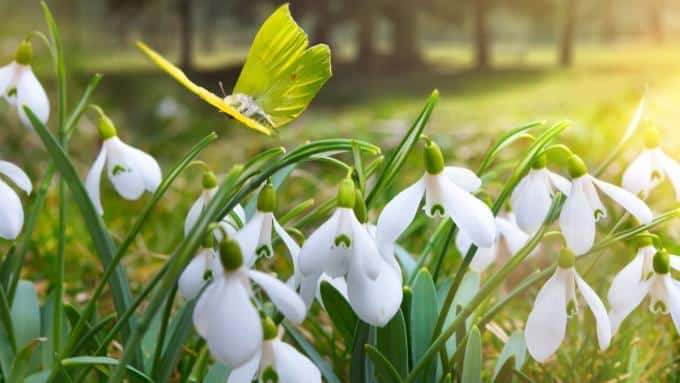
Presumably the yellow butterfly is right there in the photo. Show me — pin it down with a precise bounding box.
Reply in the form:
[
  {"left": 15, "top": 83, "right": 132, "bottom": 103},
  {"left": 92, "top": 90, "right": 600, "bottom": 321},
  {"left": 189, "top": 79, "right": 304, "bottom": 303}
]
[{"left": 138, "top": 4, "right": 332, "bottom": 135}]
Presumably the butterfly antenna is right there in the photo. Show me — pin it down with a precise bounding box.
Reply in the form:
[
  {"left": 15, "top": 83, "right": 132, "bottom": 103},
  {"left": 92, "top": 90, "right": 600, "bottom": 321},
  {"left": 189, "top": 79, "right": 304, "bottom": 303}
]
[{"left": 218, "top": 81, "right": 228, "bottom": 98}]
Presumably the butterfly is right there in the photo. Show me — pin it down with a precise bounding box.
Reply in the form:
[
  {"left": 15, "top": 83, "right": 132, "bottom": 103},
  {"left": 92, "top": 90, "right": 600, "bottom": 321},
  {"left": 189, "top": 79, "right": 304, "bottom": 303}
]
[{"left": 137, "top": 4, "right": 332, "bottom": 136}]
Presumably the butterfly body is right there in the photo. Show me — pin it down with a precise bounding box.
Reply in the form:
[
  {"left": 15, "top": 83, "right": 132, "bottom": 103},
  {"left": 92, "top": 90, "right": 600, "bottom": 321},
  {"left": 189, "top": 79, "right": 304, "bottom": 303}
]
[{"left": 224, "top": 93, "right": 274, "bottom": 130}]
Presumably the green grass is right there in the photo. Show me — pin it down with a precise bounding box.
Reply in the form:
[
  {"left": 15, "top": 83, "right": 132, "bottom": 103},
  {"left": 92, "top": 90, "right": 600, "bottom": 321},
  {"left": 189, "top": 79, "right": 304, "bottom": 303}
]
[{"left": 2, "top": 43, "right": 680, "bottom": 381}]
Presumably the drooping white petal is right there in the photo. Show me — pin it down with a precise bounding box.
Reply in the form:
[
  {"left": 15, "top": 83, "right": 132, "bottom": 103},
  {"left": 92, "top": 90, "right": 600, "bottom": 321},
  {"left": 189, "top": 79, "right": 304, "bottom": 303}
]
[
  {"left": 581, "top": 176, "right": 607, "bottom": 220},
  {"left": 657, "top": 150, "right": 680, "bottom": 201},
  {"left": 511, "top": 170, "right": 552, "bottom": 233},
  {"left": 299, "top": 272, "right": 321, "bottom": 308},
  {"left": 559, "top": 178, "right": 595, "bottom": 255},
  {"left": 346, "top": 252, "right": 402, "bottom": 326},
  {"left": 122, "top": 142, "right": 162, "bottom": 193},
  {"left": 0, "top": 161, "right": 31, "bottom": 194},
  {"left": 592, "top": 177, "right": 652, "bottom": 224},
  {"left": 376, "top": 177, "right": 425, "bottom": 244},
  {"left": 104, "top": 138, "right": 146, "bottom": 200},
  {"left": 16, "top": 67, "right": 49, "bottom": 127},
  {"left": 438, "top": 175, "right": 496, "bottom": 248},
  {"left": 85, "top": 146, "right": 108, "bottom": 216},
  {"left": 607, "top": 250, "right": 649, "bottom": 334},
  {"left": 456, "top": 228, "right": 497, "bottom": 273},
  {"left": 237, "top": 212, "right": 266, "bottom": 266},
  {"left": 194, "top": 275, "right": 262, "bottom": 367},
  {"left": 443, "top": 166, "right": 482, "bottom": 192},
  {"left": 315, "top": 273, "right": 349, "bottom": 305},
  {"left": 622, "top": 150, "right": 655, "bottom": 197},
  {"left": 525, "top": 269, "right": 568, "bottom": 362},
  {"left": 325, "top": 208, "right": 353, "bottom": 278},
  {"left": 0, "top": 179, "right": 24, "bottom": 240},
  {"left": 663, "top": 275, "right": 680, "bottom": 334},
  {"left": 350, "top": 217, "right": 383, "bottom": 280},
  {"left": 546, "top": 170, "right": 571, "bottom": 196},
  {"left": 495, "top": 215, "right": 531, "bottom": 255},
  {"left": 178, "top": 249, "right": 214, "bottom": 300},
  {"left": 248, "top": 270, "right": 306, "bottom": 324},
  {"left": 574, "top": 273, "right": 611, "bottom": 350},
  {"left": 0, "top": 62, "right": 15, "bottom": 98},
  {"left": 299, "top": 211, "right": 340, "bottom": 276},
  {"left": 273, "top": 218, "right": 301, "bottom": 287},
  {"left": 271, "top": 340, "right": 322, "bottom": 383},
  {"left": 184, "top": 194, "right": 206, "bottom": 237},
  {"left": 670, "top": 254, "right": 680, "bottom": 271},
  {"left": 226, "top": 350, "right": 261, "bottom": 383}
]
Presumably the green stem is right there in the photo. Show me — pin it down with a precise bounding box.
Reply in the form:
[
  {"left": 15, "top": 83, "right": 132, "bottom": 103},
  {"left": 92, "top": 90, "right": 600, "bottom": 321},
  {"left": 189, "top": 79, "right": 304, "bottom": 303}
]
[
  {"left": 431, "top": 223, "right": 457, "bottom": 282},
  {"left": 151, "top": 285, "right": 178, "bottom": 379}
]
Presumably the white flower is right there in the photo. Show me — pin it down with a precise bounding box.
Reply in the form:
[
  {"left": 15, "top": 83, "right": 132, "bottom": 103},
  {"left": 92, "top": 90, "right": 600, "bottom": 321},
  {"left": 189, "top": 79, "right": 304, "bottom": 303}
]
[
  {"left": 525, "top": 249, "right": 610, "bottom": 362},
  {"left": 85, "top": 115, "right": 161, "bottom": 215},
  {"left": 0, "top": 160, "right": 32, "bottom": 239},
  {"left": 560, "top": 155, "right": 652, "bottom": 255},
  {"left": 228, "top": 322, "right": 321, "bottom": 383},
  {"left": 376, "top": 140, "right": 496, "bottom": 249},
  {"left": 0, "top": 41, "right": 49, "bottom": 128},
  {"left": 183, "top": 171, "right": 246, "bottom": 238},
  {"left": 608, "top": 247, "right": 680, "bottom": 334},
  {"left": 456, "top": 213, "right": 535, "bottom": 272},
  {"left": 622, "top": 147, "right": 680, "bottom": 200},
  {"left": 178, "top": 247, "right": 216, "bottom": 300},
  {"left": 193, "top": 237, "right": 306, "bottom": 367},
  {"left": 511, "top": 161, "right": 570, "bottom": 233}
]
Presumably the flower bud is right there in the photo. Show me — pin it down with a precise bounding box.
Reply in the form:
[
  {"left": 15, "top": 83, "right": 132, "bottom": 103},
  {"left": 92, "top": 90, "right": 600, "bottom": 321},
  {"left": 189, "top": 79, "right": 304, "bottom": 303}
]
[
  {"left": 337, "top": 177, "right": 356, "bottom": 209},
  {"left": 257, "top": 183, "right": 276, "bottom": 212},
  {"left": 219, "top": 236, "right": 243, "bottom": 271},
  {"left": 261, "top": 316, "right": 278, "bottom": 340},
  {"left": 558, "top": 247, "right": 576, "bottom": 269},
  {"left": 353, "top": 188, "right": 367, "bottom": 223},
  {"left": 567, "top": 154, "right": 587, "bottom": 178},
  {"left": 531, "top": 153, "right": 547, "bottom": 170},
  {"left": 653, "top": 249, "right": 670, "bottom": 274},
  {"left": 643, "top": 122, "right": 660, "bottom": 149},
  {"left": 202, "top": 170, "right": 217, "bottom": 189},
  {"left": 423, "top": 140, "right": 445, "bottom": 175},
  {"left": 98, "top": 115, "right": 117, "bottom": 140},
  {"left": 15, "top": 40, "right": 33, "bottom": 65}
]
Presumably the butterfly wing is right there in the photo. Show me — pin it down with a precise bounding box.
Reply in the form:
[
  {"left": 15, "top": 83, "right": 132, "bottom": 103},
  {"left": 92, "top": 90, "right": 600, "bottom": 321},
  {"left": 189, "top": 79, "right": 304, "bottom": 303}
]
[
  {"left": 233, "top": 4, "right": 332, "bottom": 128},
  {"left": 137, "top": 41, "right": 273, "bottom": 135}
]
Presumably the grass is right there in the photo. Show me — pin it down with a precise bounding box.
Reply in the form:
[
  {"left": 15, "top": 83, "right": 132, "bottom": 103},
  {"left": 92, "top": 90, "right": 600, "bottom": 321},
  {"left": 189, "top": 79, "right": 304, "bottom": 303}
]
[{"left": 2, "top": 42, "right": 680, "bottom": 381}]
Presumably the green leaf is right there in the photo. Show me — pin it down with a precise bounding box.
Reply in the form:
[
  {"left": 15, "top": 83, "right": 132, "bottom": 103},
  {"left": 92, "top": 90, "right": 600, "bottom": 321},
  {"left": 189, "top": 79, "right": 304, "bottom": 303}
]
[
  {"left": 283, "top": 322, "right": 342, "bottom": 383},
  {"left": 320, "top": 281, "right": 358, "bottom": 346},
  {"left": 377, "top": 310, "right": 409, "bottom": 378},
  {"left": 202, "top": 362, "right": 230, "bottom": 383},
  {"left": 61, "top": 356, "right": 153, "bottom": 382},
  {"left": 461, "top": 326, "right": 482, "bottom": 383},
  {"left": 350, "top": 323, "right": 372, "bottom": 383},
  {"left": 8, "top": 338, "right": 44, "bottom": 383},
  {"left": 365, "top": 344, "right": 404, "bottom": 383},
  {"left": 492, "top": 356, "right": 515, "bottom": 383},
  {"left": 626, "top": 346, "right": 644, "bottom": 383},
  {"left": 492, "top": 331, "right": 526, "bottom": 380},
  {"left": 25, "top": 370, "right": 50, "bottom": 383},
  {"left": 410, "top": 269, "right": 438, "bottom": 383},
  {"left": 154, "top": 299, "right": 197, "bottom": 383},
  {"left": 352, "top": 140, "right": 367, "bottom": 194},
  {"left": 233, "top": 4, "right": 331, "bottom": 128},
  {"left": 394, "top": 245, "right": 417, "bottom": 278},
  {"left": 477, "top": 120, "right": 545, "bottom": 175},
  {"left": 11, "top": 281, "right": 40, "bottom": 350},
  {"left": 0, "top": 283, "right": 16, "bottom": 352},
  {"left": 442, "top": 272, "right": 480, "bottom": 355},
  {"left": 366, "top": 89, "right": 439, "bottom": 207}
]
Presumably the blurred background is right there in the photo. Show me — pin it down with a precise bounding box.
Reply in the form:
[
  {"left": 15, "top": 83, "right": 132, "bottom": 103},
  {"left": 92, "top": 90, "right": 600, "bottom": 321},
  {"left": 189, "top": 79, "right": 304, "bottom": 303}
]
[{"left": 2, "top": 1, "right": 680, "bottom": 379}]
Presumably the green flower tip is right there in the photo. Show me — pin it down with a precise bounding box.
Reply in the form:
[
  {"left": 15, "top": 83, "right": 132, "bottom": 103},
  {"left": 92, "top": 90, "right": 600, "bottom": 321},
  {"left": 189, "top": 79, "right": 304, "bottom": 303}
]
[
  {"left": 643, "top": 121, "right": 660, "bottom": 149},
  {"left": 15, "top": 40, "right": 33, "bottom": 65},
  {"left": 219, "top": 237, "right": 243, "bottom": 271},
  {"left": 261, "top": 366, "right": 279, "bottom": 383},
  {"left": 653, "top": 249, "right": 670, "bottom": 274},
  {"left": 531, "top": 153, "right": 547, "bottom": 170},
  {"left": 567, "top": 154, "right": 587, "bottom": 178},
  {"left": 202, "top": 170, "right": 218, "bottom": 189},
  {"left": 558, "top": 247, "right": 576, "bottom": 269},
  {"left": 423, "top": 140, "right": 445, "bottom": 175},
  {"left": 353, "top": 188, "right": 367, "bottom": 223},
  {"left": 261, "top": 316, "right": 278, "bottom": 340},
  {"left": 337, "top": 177, "right": 356, "bottom": 209},
  {"left": 98, "top": 115, "right": 117, "bottom": 140},
  {"left": 257, "top": 183, "right": 277, "bottom": 212}
]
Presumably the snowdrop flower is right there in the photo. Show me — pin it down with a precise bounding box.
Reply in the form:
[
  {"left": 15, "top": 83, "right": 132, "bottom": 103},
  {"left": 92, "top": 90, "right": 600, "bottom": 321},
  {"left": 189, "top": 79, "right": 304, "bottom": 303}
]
[
  {"left": 608, "top": 246, "right": 680, "bottom": 334},
  {"left": 560, "top": 154, "right": 652, "bottom": 255},
  {"left": 376, "top": 139, "right": 496, "bottom": 250},
  {"left": 178, "top": 243, "right": 216, "bottom": 300},
  {"left": 0, "top": 40, "right": 49, "bottom": 128},
  {"left": 511, "top": 154, "right": 570, "bottom": 232},
  {"left": 622, "top": 124, "right": 680, "bottom": 200},
  {"left": 0, "top": 159, "right": 32, "bottom": 239},
  {"left": 86, "top": 113, "right": 162, "bottom": 215},
  {"left": 193, "top": 236, "right": 306, "bottom": 367},
  {"left": 228, "top": 316, "right": 321, "bottom": 383},
  {"left": 456, "top": 213, "right": 535, "bottom": 272},
  {"left": 525, "top": 248, "right": 611, "bottom": 362}
]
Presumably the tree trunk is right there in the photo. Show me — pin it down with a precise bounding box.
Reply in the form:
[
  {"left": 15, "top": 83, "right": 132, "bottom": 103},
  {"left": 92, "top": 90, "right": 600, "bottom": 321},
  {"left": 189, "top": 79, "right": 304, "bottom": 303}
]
[
  {"left": 201, "top": 0, "right": 219, "bottom": 52},
  {"left": 313, "top": 1, "right": 332, "bottom": 46},
  {"left": 649, "top": 0, "right": 664, "bottom": 42},
  {"left": 602, "top": 0, "right": 616, "bottom": 43},
  {"left": 356, "top": 3, "right": 377, "bottom": 71},
  {"left": 390, "top": 2, "right": 421, "bottom": 69},
  {"left": 474, "top": 0, "right": 490, "bottom": 69},
  {"left": 178, "top": 0, "right": 194, "bottom": 71},
  {"left": 559, "top": 0, "right": 576, "bottom": 67}
]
